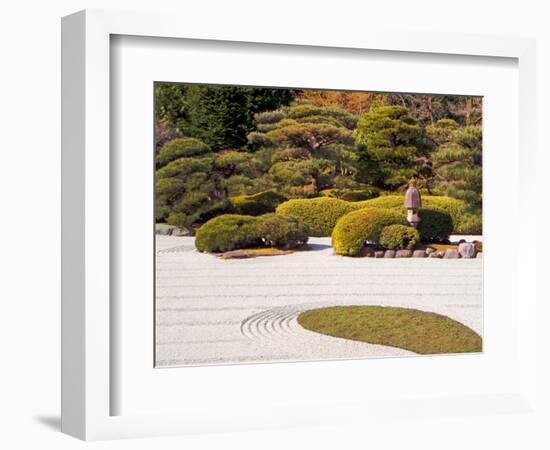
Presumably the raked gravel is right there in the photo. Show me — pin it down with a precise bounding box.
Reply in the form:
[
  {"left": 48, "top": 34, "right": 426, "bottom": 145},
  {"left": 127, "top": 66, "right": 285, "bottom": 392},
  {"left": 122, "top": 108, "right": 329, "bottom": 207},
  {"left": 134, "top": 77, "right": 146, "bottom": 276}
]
[{"left": 155, "top": 236, "right": 482, "bottom": 367}]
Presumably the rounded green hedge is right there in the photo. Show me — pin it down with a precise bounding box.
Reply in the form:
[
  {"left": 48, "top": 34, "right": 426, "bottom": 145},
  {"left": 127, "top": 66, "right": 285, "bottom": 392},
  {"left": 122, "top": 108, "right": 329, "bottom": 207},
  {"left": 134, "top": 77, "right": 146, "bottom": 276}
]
[
  {"left": 379, "top": 224, "right": 420, "bottom": 250},
  {"left": 156, "top": 138, "right": 211, "bottom": 167},
  {"left": 332, "top": 208, "right": 407, "bottom": 256},
  {"left": 276, "top": 197, "right": 357, "bottom": 237},
  {"left": 195, "top": 215, "right": 261, "bottom": 253},
  {"left": 356, "top": 195, "right": 465, "bottom": 231},
  {"left": 320, "top": 187, "right": 380, "bottom": 202},
  {"left": 230, "top": 190, "right": 288, "bottom": 216},
  {"left": 256, "top": 213, "right": 309, "bottom": 249},
  {"left": 417, "top": 208, "right": 453, "bottom": 242}
]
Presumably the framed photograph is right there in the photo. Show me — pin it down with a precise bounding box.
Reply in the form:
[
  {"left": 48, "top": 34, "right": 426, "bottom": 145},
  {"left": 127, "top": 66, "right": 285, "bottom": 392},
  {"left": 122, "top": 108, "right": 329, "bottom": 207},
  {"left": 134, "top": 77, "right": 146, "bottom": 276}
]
[{"left": 62, "top": 9, "right": 537, "bottom": 440}]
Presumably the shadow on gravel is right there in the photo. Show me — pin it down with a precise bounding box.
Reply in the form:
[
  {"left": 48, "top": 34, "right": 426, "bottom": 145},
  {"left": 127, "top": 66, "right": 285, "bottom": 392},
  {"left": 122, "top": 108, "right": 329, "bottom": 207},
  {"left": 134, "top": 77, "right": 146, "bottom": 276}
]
[{"left": 306, "top": 243, "right": 332, "bottom": 251}]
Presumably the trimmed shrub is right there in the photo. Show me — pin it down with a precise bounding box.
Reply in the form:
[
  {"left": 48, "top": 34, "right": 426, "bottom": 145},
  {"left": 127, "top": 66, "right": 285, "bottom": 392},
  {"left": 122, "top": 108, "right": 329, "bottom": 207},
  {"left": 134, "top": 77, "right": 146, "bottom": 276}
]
[
  {"left": 356, "top": 195, "right": 465, "bottom": 231},
  {"left": 380, "top": 225, "right": 420, "bottom": 250},
  {"left": 276, "top": 197, "right": 357, "bottom": 237},
  {"left": 320, "top": 187, "right": 380, "bottom": 202},
  {"left": 332, "top": 208, "right": 407, "bottom": 256},
  {"left": 156, "top": 138, "right": 211, "bottom": 167},
  {"left": 195, "top": 215, "right": 261, "bottom": 253},
  {"left": 256, "top": 214, "right": 309, "bottom": 249},
  {"left": 230, "top": 190, "right": 288, "bottom": 216},
  {"left": 416, "top": 208, "right": 453, "bottom": 242},
  {"left": 455, "top": 212, "right": 482, "bottom": 235}
]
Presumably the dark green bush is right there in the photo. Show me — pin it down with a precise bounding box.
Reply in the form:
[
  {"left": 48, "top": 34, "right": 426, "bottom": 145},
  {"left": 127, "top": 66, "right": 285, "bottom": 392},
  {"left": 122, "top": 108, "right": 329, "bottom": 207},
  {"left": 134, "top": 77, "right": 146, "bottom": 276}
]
[
  {"left": 356, "top": 195, "right": 465, "bottom": 232},
  {"left": 256, "top": 214, "right": 309, "bottom": 249},
  {"left": 379, "top": 224, "right": 420, "bottom": 250},
  {"left": 332, "top": 208, "right": 407, "bottom": 256},
  {"left": 156, "top": 138, "right": 211, "bottom": 167},
  {"left": 416, "top": 208, "right": 453, "bottom": 242},
  {"left": 195, "top": 215, "right": 261, "bottom": 253},
  {"left": 230, "top": 190, "right": 288, "bottom": 216},
  {"left": 276, "top": 197, "right": 357, "bottom": 237}
]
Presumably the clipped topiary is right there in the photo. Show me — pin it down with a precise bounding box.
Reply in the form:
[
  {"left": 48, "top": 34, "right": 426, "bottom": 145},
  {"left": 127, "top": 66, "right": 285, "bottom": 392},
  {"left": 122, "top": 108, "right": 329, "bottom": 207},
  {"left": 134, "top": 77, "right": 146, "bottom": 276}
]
[
  {"left": 230, "top": 190, "right": 288, "bottom": 216},
  {"left": 356, "top": 195, "right": 465, "bottom": 232},
  {"left": 156, "top": 137, "right": 211, "bottom": 167},
  {"left": 455, "top": 211, "right": 482, "bottom": 235},
  {"left": 255, "top": 213, "right": 309, "bottom": 249},
  {"left": 379, "top": 224, "right": 420, "bottom": 250},
  {"left": 195, "top": 215, "right": 261, "bottom": 253},
  {"left": 417, "top": 208, "right": 453, "bottom": 242},
  {"left": 332, "top": 208, "right": 407, "bottom": 256},
  {"left": 276, "top": 197, "right": 357, "bottom": 237}
]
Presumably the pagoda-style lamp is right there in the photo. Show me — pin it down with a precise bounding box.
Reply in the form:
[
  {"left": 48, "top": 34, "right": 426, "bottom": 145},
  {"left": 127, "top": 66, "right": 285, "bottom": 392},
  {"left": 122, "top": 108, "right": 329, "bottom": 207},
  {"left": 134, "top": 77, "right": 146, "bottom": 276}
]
[{"left": 404, "top": 180, "right": 422, "bottom": 227}]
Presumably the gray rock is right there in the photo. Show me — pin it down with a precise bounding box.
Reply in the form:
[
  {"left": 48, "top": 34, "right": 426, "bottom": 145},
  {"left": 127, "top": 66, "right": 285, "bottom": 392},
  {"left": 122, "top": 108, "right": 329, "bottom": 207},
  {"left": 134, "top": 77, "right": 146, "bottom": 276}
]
[
  {"left": 156, "top": 224, "right": 174, "bottom": 235},
  {"left": 374, "top": 251, "right": 385, "bottom": 258},
  {"left": 383, "top": 250, "right": 396, "bottom": 258},
  {"left": 172, "top": 227, "right": 190, "bottom": 236},
  {"left": 412, "top": 250, "right": 426, "bottom": 258},
  {"left": 458, "top": 242, "right": 477, "bottom": 258},
  {"left": 443, "top": 249, "right": 460, "bottom": 259},
  {"left": 395, "top": 249, "right": 412, "bottom": 258},
  {"left": 219, "top": 251, "right": 256, "bottom": 259}
]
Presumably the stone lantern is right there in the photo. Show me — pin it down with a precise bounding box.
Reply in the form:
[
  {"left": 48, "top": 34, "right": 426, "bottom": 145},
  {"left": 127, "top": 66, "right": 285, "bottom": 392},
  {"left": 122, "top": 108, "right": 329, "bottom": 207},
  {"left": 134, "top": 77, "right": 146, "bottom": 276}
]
[{"left": 404, "top": 180, "right": 422, "bottom": 227}]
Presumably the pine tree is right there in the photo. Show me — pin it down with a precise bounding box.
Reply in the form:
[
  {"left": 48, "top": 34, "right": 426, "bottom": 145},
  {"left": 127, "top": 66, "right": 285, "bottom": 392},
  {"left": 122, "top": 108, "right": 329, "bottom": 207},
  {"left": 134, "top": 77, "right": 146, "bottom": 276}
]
[{"left": 353, "top": 105, "right": 425, "bottom": 189}]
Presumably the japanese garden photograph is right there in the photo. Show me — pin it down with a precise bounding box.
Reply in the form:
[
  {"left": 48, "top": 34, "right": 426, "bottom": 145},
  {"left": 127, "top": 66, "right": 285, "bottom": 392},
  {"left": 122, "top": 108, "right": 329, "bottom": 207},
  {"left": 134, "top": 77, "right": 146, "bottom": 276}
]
[{"left": 154, "top": 83, "right": 483, "bottom": 367}]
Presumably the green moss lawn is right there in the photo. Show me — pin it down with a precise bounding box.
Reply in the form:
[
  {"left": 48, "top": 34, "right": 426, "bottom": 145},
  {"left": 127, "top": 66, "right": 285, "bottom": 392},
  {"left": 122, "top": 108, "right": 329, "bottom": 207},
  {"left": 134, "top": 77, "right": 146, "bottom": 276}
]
[{"left": 298, "top": 306, "right": 482, "bottom": 354}]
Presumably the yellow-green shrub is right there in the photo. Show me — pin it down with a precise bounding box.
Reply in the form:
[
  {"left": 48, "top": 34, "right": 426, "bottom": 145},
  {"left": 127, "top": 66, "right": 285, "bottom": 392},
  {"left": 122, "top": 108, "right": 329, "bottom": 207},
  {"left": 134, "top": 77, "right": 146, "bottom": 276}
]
[
  {"left": 379, "top": 224, "right": 420, "bottom": 250},
  {"left": 276, "top": 197, "right": 357, "bottom": 237},
  {"left": 332, "top": 208, "right": 407, "bottom": 256},
  {"left": 195, "top": 215, "right": 261, "bottom": 253},
  {"left": 255, "top": 213, "right": 309, "bottom": 249}
]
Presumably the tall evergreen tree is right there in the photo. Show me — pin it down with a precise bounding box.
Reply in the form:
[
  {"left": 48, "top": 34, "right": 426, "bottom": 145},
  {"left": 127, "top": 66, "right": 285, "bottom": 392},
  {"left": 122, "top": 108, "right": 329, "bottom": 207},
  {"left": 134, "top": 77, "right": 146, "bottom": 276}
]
[
  {"left": 354, "top": 105, "right": 425, "bottom": 189},
  {"left": 429, "top": 121, "right": 482, "bottom": 207}
]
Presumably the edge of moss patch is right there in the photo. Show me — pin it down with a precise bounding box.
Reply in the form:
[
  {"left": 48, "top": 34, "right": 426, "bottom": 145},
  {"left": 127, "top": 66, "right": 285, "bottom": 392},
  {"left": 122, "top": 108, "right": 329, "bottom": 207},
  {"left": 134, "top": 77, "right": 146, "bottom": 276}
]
[{"left": 297, "top": 305, "right": 482, "bottom": 355}]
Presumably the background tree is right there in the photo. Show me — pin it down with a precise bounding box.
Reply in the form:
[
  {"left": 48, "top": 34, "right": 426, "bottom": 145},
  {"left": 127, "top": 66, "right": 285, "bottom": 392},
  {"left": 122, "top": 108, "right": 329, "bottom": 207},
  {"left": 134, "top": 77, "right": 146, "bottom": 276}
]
[
  {"left": 354, "top": 105, "right": 425, "bottom": 189},
  {"left": 155, "top": 83, "right": 295, "bottom": 150},
  {"left": 155, "top": 142, "right": 231, "bottom": 230},
  {"left": 249, "top": 104, "right": 362, "bottom": 197},
  {"left": 430, "top": 122, "right": 482, "bottom": 207}
]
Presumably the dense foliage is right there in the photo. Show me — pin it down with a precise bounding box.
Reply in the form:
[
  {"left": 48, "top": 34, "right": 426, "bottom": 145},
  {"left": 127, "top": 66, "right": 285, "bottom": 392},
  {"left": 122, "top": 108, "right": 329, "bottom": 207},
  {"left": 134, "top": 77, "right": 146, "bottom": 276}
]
[
  {"left": 332, "top": 208, "right": 407, "bottom": 256},
  {"left": 195, "top": 215, "right": 262, "bottom": 253},
  {"left": 155, "top": 85, "right": 483, "bottom": 235},
  {"left": 276, "top": 197, "right": 358, "bottom": 237},
  {"left": 195, "top": 213, "right": 310, "bottom": 252},
  {"left": 230, "top": 190, "right": 288, "bottom": 216},
  {"left": 255, "top": 213, "right": 309, "bottom": 249},
  {"left": 379, "top": 225, "right": 420, "bottom": 250},
  {"left": 416, "top": 208, "right": 454, "bottom": 242}
]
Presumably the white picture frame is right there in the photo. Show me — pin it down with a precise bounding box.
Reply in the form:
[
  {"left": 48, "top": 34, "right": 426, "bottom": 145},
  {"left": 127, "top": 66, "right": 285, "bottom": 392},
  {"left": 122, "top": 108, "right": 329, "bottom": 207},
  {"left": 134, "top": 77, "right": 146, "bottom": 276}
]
[{"left": 61, "top": 9, "right": 537, "bottom": 441}]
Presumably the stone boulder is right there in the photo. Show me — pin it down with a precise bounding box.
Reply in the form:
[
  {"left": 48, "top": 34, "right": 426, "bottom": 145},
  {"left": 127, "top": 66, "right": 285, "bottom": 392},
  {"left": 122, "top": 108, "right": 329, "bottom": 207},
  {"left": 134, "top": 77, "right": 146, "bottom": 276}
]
[
  {"left": 443, "top": 249, "right": 460, "bottom": 259},
  {"left": 396, "top": 249, "right": 412, "bottom": 258},
  {"left": 384, "top": 250, "right": 396, "bottom": 258},
  {"left": 458, "top": 242, "right": 477, "bottom": 259},
  {"left": 374, "top": 251, "right": 385, "bottom": 258},
  {"left": 412, "top": 250, "right": 426, "bottom": 258},
  {"left": 155, "top": 224, "right": 175, "bottom": 235},
  {"left": 172, "top": 227, "right": 190, "bottom": 237}
]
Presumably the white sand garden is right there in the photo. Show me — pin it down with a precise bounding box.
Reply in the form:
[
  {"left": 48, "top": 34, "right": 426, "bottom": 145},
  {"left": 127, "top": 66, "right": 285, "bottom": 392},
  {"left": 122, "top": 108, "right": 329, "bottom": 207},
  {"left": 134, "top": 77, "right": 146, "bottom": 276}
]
[{"left": 155, "top": 235, "right": 482, "bottom": 367}]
